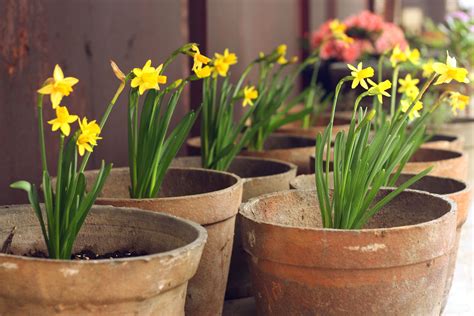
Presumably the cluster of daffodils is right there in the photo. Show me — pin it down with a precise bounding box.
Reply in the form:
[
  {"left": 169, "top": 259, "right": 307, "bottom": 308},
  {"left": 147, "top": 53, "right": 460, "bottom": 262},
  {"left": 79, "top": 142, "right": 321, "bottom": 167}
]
[{"left": 38, "top": 65, "right": 101, "bottom": 156}]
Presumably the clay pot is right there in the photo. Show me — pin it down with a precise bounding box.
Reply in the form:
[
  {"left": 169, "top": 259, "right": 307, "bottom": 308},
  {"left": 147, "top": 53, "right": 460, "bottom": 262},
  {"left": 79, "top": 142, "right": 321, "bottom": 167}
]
[
  {"left": 0, "top": 205, "right": 207, "bottom": 315},
  {"left": 187, "top": 134, "right": 315, "bottom": 175},
  {"left": 240, "top": 134, "right": 316, "bottom": 175},
  {"left": 403, "top": 148, "right": 468, "bottom": 182},
  {"left": 85, "top": 167, "right": 242, "bottom": 316},
  {"left": 421, "top": 134, "right": 464, "bottom": 151},
  {"left": 395, "top": 174, "right": 472, "bottom": 310},
  {"left": 240, "top": 189, "right": 456, "bottom": 315},
  {"left": 276, "top": 113, "right": 351, "bottom": 139},
  {"left": 172, "top": 156, "right": 297, "bottom": 299},
  {"left": 439, "top": 116, "right": 474, "bottom": 183}
]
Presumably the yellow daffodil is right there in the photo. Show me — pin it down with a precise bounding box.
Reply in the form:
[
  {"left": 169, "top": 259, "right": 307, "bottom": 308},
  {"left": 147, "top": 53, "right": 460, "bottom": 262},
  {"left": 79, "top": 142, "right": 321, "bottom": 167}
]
[
  {"left": 329, "top": 19, "right": 353, "bottom": 44},
  {"left": 401, "top": 99, "right": 423, "bottom": 120},
  {"left": 448, "top": 92, "right": 469, "bottom": 115},
  {"left": 276, "top": 44, "right": 288, "bottom": 64},
  {"left": 422, "top": 59, "right": 435, "bottom": 78},
  {"left": 398, "top": 74, "right": 419, "bottom": 93},
  {"left": 215, "top": 49, "right": 238, "bottom": 66},
  {"left": 110, "top": 60, "right": 126, "bottom": 82},
  {"left": 47, "top": 106, "right": 78, "bottom": 136},
  {"left": 76, "top": 117, "right": 102, "bottom": 156},
  {"left": 347, "top": 62, "right": 374, "bottom": 89},
  {"left": 407, "top": 48, "right": 420, "bottom": 65},
  {"left": 131, "top": 60, "right": 167, "bottom": 95},
  {"left": 367, "top": 79, "right": 392, "bottom": 103},
  {"left": 404, "top": 85, "right": 420, "bottom": 101},
  {"left": 37, "top": 65, "right": 79, "bottom": 109},
  {"left": 212, "top": 59, "right": 230, "bottom": 78},
  {"left": 390, "top": 45, "right": 407, "bottom": 67},
  {"left": 433, "top": 52, "right": 470, "bottom": 85},
  {"left": 191, "top": 45, "right": 211, "bottom": 71},
  {"left": 195, "top": 65, "right": 212, "bottom": 78},
  {"left": 243, "top": 86, "right": 258, "bottom": 107}
]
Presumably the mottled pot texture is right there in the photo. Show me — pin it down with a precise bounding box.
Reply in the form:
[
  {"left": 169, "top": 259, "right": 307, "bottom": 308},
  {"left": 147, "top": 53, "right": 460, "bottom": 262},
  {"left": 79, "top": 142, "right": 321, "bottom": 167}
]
[
  {"left": 439, "top": 116, "right": 474, "bottom": 183},
  {"left": 421, "top": 134, "right": 464, "bottom": 152},
  {"left": 395, "top": 174, "right": 472, "bottom": 310},
  {"left": 172, "top": 156, "right": 298, "bottom": 299},
  {"left": 187, "top": 134, "right": 315, "bottom": 175},
  {"left": 85, "top": 167, "right": 242, "bottom": 316},
  {"left": 403, "top": 148, "right": 468, "bottom": 182},
  {"left": 277, "top": 113, "right": 351, "bottom": 139},
  {"left": 240, "top": 189, "right": 456, "bottom": 315},
  {"left": 0, "top": 205, "right": 207, "bottom": 315}
]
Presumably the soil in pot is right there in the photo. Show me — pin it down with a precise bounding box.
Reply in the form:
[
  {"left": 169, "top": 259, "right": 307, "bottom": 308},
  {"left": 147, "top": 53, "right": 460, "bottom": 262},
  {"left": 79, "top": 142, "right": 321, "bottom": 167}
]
[
  {"left": 240, "top": 189, "right": 456, "bottom": 315},
  {"left": 403, "top": 148, "right": 468, "bottom": 182},
  {"left": 0, "top": 205, "right": 207, "bottom": 315},
  {"left": 421, "top": 134, "right": 464, "bottom": 151},
  {"left": 84, "top": 167, "right": 242, "bottom": 316},
  {"left": 172, "top": 156, "right": 298, "bottom": 300}
]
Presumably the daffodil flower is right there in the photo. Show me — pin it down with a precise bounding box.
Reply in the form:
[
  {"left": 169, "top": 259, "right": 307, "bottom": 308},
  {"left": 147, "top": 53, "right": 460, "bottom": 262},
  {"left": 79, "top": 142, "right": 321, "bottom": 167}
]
[
  {"left": 215, "top": 49, "right": 238, "bottom": 66},
  {"left": 276, "top": 44, "right": 288, "bottom": 64},
  {"left": 37, "top": 65, "right": 79, "bottom": 109},
  {"left": 329, "top": 19, "right": 353, "bottom": 44},
  {"left": 433, "top": 52, "right": 470, "bottom": 85},
  {"left": 110, "top": 60, "right": 126, "bottom": 82},
  {"left": 47, "top": 106, "right": 78, "bottom": 136},
  {"left": 191, "top": 45, "right": 211, "bottom": 71},
  {"left": 448, "top": 92, "right": 469, "bottom": 115},
  {"left": 347, "top": 62, "right": 374, "bottom": 89},
  {"left": 422, "top": 59, "right": 435, "bottom": 78},
  {"left": 404, "top": 85, "right": 420, "bottom": 101},
  {"left": 398, "top": 74, "right": 419, "bottom": 93},
  {"left": 401, "top": 99, "right": 423, "bottom": 120},
  {"left": 76, "top": 117, "right": 102, "bottom": 156},
  {"left": 389, "top": 45, "right": 407, "bottom": 67},
  {"left": 131, "top": 60, "right": 167, "bottom": 95},
  {"left": 367, "top": 79, "right": 392, "bottom": 103},
  {"left": 406, "top": 48, "right": 420, "bottom": 65},
  {"left": 195, "top": 65, "right": 212, "bottom": 78},
  {"left": 243, "top": 86, "right": 258, "bottom": 107}
]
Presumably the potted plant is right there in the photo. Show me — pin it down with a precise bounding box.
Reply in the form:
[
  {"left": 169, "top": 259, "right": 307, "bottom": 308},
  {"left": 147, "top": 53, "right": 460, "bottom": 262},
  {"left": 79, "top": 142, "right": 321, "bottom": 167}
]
[
  {"left": 84, "top": 44, "right": 243, "bottom": 315},
  {"left": 240, "top": 48, "right": 469, "bottom": 314},
  {"left": 2, "top": 65, "right": 207, "bottom": 314}
]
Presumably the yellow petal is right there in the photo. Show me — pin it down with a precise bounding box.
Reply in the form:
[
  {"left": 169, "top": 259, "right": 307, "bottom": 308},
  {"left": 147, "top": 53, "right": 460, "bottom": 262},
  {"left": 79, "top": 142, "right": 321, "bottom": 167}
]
[
  {"left": 60, "top": 124, "right": 71, "bottom": 136},
  {"left": 53, "top": 65, "right": 64, "bottom": 81},
  {"left": 38, "top": 84, "right": 54, "bottom": 94},
  {"left": 63, "top": 77, "right": 79, "bottom": 86},
  {"left": 50, "top": 92, "right": 63, "bottom": 109}
]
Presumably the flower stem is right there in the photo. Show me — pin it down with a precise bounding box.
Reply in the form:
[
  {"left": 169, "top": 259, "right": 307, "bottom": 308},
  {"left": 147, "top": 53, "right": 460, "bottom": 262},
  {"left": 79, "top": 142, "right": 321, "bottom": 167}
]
[
  {"left": 390, "top": 65, "right": 400, "bottom": 119},
  {"left": 54, "top": 134, "right": 65, "bottom": 258},
  {"left": 37, "top": 94, "right": 48, "bottom": 173}
]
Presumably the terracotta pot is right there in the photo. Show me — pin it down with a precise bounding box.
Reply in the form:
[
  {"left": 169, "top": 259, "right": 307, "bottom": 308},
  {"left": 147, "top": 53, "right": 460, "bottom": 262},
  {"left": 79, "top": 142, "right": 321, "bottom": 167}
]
[
  {"left": 277, "top": 113, "right": 351, "bottom": 139},
  {"left": 421, "top": 133, "right": 464, "bottom": 151},
  {"left": 403, "top": 148, "right": 468, "bottom": 182},
  {"left": 240, "top": 189, "right": 456, "bottom": 315},
  {"left": 240, "top": 134, "right": 316, "bottom": 175},
  {"left": 85, "top": 167, "right": 242, "bottom": 316},
  {"left": 0, "top": 205, "right": 206, "bottom": 315},
  {"left": 439, "top": 116, "right": 474, "bottom": 183},
  {"left": 172, "top": 156, "right": 297, "bottom": 300}
]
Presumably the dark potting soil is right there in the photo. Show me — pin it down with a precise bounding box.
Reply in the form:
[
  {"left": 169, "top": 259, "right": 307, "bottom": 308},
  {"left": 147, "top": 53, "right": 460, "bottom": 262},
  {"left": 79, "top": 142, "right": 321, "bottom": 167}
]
[{"left": 19, "top": 249, "right": 148, "bottom": 260}]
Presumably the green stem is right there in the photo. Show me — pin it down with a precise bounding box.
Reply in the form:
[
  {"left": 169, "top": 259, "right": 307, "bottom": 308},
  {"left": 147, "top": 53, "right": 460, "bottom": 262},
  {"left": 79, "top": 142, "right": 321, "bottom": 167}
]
[
  {"left": 390, "top": 65, "right": 400, "bottom": 119},
  {"left": 303, "top": 61, "right": 320, "bottom": 128},
  {"left": 37, "top": 95, "right": 48, "bottom": 172},
  {"left": 54, "top": 134, "right": 65, "bottom": 258}
]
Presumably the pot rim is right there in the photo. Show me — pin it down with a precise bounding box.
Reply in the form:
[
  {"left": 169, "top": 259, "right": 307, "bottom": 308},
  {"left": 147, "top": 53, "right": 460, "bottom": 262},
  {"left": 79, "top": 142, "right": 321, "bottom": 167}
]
[
  {"left": 406, "top": 148, "right": 466, "bottom": 164},
  {"left": 425, "top": 133, "right": 461, "bottom": 143},
  {"left": 291, "top": 173, "right": 471, "bottom": 196},
  {"left": 0, "top": 204, "right": 207, "bottom": 264},
  {"left": 240, "top": 188, "right": 456, "bottom": 234},
  {"left": 92, "top": 166, "right": 243, "bottom": 203}
]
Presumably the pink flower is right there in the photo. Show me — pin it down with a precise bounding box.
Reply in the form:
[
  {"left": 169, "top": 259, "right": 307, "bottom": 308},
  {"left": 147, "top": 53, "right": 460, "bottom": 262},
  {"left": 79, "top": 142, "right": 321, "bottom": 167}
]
[
  {"left": 375, "top": 23, "right": 408, "bottom": 54},
  {"left": 344, "top": 10, "right": 384, "bottom": 32},
  {"left": 311, "top": 21, "right": 332, "bottom": 48}
]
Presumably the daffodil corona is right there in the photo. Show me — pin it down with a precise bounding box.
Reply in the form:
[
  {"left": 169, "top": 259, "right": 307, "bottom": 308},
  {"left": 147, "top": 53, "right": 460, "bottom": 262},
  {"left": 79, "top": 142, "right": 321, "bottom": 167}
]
[
  {"left": 243, "top": 86, "right": 258, "bottom": 107},
  {"left": 348, "top": 62, "right": 374, "bottom": 89},
  {"left": 131, "top": 60, "right": 167, "bottom": 95},
  {"left": 38, "top": 65, "right": 79, "bottom": 109},
  {"left": 47, "top": 106, "right": 78, "bottom": 136}
]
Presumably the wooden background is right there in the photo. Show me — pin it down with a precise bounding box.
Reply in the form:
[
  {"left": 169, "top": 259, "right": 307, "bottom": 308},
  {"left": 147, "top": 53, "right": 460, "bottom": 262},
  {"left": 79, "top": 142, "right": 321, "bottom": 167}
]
[{"left": 0, "top": 0, "right": 447, "bottom": 204}]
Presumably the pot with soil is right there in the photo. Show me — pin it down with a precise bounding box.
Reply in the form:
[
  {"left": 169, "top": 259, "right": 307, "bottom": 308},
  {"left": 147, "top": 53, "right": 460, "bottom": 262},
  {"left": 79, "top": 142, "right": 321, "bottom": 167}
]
[
  {"left": 187, "top": 134, "right": 315, "bottom": 175},
  {"left": 84, "top": 167, "right": 242, "bottom": 316},
  {"left": 0, "top": 205, "right": 207, "bottom": 315},
  {"left": 172, "top": 156, "right": 298, "bottom": 300},
  {"left": 421, "top": 133, "right": 464, "bottom": 151},
  {"left": 403, "top": 148, "right": 468, "bottom": 182},
  {"left": 240, "top": 189, "right": 457, "bottom": 315}
]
